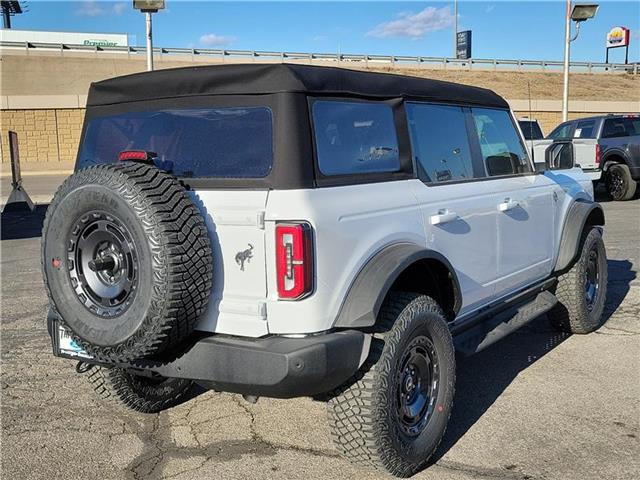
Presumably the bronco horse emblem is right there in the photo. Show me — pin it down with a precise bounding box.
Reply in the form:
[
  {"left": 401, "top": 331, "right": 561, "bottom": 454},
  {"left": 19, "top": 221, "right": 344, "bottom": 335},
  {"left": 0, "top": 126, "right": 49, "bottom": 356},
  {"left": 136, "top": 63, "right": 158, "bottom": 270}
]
[{"left": 235, "top": 244, "right": 254, "bottom": 271}]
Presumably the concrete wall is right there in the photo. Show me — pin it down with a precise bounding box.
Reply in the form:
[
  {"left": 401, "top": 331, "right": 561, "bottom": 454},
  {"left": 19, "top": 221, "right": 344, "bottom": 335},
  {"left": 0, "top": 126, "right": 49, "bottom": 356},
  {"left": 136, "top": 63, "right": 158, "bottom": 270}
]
[{"left": 1, "top": 109, "right": 84, "bottom": 172}]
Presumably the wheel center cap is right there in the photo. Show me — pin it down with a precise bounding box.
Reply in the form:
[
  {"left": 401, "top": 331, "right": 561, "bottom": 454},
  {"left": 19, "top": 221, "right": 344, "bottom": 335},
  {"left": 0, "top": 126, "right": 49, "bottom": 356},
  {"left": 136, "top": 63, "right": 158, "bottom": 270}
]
[{"left": 404, "top": 375, "right": 415, "bottom": 392}]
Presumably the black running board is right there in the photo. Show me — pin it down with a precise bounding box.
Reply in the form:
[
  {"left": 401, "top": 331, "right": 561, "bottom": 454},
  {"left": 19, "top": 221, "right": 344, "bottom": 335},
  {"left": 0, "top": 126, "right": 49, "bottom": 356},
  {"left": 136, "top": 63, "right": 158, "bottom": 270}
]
[{"left": 453, "top": 290, "right": 558, "bottom": 356}]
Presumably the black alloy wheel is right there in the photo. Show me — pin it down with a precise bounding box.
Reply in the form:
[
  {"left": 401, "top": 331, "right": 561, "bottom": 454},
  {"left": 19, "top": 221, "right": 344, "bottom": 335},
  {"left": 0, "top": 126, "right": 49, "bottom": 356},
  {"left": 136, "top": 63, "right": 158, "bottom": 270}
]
[
  {"left": 69, "top": 211, "right": 138, "bottom": 317},
  {"left": 396, "top": 335, "right": 440, "bottom": 438}
]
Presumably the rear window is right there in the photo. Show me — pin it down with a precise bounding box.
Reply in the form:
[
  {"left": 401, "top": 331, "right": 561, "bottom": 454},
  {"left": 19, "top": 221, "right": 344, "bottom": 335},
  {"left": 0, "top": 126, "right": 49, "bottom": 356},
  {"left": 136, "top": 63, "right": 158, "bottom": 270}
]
[
  {"left": 312, "top": 101, "right": 400, "bottom": 176},
  {"left": 78, "top": 107, "right": 273, "bottom": 178},
  {"left": 518, "top": 120, "right": 544, "bottom": 140}
]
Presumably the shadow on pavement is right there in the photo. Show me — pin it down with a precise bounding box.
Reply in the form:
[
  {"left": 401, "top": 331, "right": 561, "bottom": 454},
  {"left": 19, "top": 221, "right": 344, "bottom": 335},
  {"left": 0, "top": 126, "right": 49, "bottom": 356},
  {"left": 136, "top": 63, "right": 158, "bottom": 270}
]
[
  {"left": 1, "top": 205, "right": 48, "bottom": 241},
  {"left": 603, "top": 259, "right": 636, "bottom": 323},
  {"left": 432, "top": 315, "right": 571, "bottom": 464},
  {"left": 432, "top": 257, "right": 635, "bottom": 463}
]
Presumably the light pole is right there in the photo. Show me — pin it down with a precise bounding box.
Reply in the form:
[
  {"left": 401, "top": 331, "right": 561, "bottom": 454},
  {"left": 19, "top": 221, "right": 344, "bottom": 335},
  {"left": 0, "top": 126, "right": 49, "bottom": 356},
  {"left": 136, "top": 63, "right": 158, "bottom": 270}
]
[
  {"left": 145, "top": 11, "right": 153, "bottom": 70},
  {"left": 561, "top": 2, "right": 599, "bottom": 122},
  {"left": 133, "top": 1, "right": 166, "bottom": 72},
  {"left": 453, "top": 0, "right": 458, "bottom": 58}
]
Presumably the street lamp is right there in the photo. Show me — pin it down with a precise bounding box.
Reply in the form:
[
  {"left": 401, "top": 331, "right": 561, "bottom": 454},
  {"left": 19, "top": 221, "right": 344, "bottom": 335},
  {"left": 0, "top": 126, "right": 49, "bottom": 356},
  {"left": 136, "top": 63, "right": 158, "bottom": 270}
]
[
  {"left": 133, "top": 0, "right": 165, "bottom": 71},
  {"left": 453, "top": 0, "right": 458, "bottom": 58},
  {"left": 562, "top": 2, "right": 599, "bottom": 122}
]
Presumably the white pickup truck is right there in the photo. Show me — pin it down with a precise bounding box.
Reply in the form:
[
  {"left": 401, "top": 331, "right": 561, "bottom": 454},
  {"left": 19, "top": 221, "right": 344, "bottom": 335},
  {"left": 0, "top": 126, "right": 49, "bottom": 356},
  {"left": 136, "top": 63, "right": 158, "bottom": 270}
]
[
  {"left": 532, "top": 137, "right": 599, "bottom": 180},
  {"left": 524, "top": 116, "right": 600, "bottom": 181}
]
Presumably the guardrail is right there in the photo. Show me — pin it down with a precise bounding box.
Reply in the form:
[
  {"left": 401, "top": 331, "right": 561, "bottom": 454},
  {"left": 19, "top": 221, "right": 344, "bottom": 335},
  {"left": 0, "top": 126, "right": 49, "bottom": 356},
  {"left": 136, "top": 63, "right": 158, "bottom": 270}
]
[{"left": 1, "top": 40, "right": 638, "bottom": 74}]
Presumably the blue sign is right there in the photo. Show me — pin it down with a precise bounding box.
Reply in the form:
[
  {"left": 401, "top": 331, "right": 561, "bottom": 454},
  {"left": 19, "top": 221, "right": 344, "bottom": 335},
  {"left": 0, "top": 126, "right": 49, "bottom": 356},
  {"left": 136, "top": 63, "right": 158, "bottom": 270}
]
[{"left": 456, "top": 30, "right": 472, "bottom": 60}]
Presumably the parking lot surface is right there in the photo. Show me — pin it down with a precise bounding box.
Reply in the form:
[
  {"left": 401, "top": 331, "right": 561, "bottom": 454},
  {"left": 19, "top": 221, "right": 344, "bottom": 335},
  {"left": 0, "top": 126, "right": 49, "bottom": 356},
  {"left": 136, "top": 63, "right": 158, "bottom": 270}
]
[{"left": 1, "top": 197, "right": 638, "bottom": 480}]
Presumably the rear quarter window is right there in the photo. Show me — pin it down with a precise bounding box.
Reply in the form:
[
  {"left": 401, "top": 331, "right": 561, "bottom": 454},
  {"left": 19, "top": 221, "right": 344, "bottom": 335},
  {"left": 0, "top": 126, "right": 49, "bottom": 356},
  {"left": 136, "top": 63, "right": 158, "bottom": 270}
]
[
  {"left": 78, "top": 106, "right": 274, "bottom": 178},
  {"left": 312, "top": 101, "right": 400, "bottom": 176}
]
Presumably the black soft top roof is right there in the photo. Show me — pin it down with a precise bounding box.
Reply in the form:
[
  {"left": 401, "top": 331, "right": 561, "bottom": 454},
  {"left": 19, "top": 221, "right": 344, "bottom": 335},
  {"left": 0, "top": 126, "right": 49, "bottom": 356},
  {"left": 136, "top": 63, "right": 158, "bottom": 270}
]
[{"left": 87, "top": 63, "right": 509, "bottom": 109}]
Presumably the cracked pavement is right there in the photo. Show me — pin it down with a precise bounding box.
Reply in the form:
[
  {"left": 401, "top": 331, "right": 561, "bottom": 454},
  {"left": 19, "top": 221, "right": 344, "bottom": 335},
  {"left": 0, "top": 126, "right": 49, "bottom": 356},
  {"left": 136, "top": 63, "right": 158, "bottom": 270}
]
[{"left": 2, "top": 196, "right": 638, "bottom": 480}]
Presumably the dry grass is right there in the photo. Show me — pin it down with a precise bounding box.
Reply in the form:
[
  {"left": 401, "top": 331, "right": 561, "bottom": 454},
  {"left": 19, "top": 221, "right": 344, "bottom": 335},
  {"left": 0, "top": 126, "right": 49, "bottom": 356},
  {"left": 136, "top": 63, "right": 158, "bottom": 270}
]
[{"left": 363, "top": 66, "right": 640, "bottom": 102}]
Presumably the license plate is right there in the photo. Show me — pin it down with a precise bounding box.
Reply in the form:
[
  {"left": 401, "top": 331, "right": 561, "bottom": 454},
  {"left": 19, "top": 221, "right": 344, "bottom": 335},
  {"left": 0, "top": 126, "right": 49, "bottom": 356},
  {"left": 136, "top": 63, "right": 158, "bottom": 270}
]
[{"left": 56, "top": 325, "right": 92, "bottom": 359}]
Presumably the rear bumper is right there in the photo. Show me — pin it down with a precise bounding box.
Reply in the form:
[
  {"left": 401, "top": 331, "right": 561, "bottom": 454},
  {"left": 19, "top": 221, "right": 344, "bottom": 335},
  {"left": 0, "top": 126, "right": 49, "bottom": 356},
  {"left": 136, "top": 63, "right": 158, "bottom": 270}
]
[
  {"left": 582, "top": 168, "right": 602, "bottom": 181},
  {"left": 48, "top": 314, "right": 370, "bottom": 398}
]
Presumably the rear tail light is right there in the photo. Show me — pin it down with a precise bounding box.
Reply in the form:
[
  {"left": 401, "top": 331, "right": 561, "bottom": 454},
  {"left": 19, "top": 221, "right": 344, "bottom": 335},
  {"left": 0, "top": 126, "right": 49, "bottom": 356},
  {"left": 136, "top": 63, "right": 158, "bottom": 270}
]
[
  {"left": 118, "top": 150, "right": 156, "bottom": 162},
  {"left": 276, "top": 223, "right": 313, "bottom": 299},
  {"left": 595, "top": 144, "right": 601, "bottom": 165}
]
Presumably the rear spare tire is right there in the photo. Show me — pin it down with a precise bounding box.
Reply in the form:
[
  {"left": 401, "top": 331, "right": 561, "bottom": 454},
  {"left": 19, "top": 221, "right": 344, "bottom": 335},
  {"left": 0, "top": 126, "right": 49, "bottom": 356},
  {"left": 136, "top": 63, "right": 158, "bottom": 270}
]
[
  {"left": 87, "top": 365, "right": 201, "bottom": 414},
  {"left": 42, "top": 162, "right": 213, "bottom": 362}
]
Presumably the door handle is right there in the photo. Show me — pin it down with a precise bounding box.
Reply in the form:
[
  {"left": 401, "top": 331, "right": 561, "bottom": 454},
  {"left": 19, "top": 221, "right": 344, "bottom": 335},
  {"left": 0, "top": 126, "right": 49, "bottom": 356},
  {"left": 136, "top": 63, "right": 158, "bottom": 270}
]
[
  {"left": 429, "top": 209, "right": 459, "bottom": 225},
  {"left": 498, "top": 198, "right": 519, "bottom": 212}
]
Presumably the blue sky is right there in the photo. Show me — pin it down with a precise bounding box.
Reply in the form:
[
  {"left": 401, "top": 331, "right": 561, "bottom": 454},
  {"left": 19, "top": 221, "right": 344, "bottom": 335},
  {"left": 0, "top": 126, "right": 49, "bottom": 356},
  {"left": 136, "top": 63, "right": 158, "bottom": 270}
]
[{"left": 10, "top": 1, "right": 640, "bottom": 62}]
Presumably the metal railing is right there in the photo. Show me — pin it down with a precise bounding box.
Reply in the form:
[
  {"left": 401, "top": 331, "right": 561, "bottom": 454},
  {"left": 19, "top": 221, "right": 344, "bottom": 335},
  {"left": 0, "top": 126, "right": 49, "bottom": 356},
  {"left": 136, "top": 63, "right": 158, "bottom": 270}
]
[{"left": 1, "top": 40, "right": 638, "bottom": 74}]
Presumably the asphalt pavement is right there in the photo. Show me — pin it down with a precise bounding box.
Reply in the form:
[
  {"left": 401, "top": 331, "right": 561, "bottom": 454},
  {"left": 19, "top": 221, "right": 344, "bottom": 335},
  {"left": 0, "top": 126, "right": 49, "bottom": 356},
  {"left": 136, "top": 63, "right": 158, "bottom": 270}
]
[{"left": 1, "top": 195, "right": 638, "bottom": 480}]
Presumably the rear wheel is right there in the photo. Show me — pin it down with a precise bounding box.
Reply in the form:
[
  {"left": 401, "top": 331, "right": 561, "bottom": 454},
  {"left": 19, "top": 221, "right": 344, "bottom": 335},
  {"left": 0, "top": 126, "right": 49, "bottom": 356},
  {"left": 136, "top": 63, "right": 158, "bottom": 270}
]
[
  {"left": 605, "top": 163, "right": 636, "bottom": 201},
  {"left": 549, "top": 227, "right": 608, "bottom": 334},
  {"left": 327, "top": 293, "right": 455, "bottom": 477},
  {"left": 87, "top": 365, "right": 201, "bottom": 414}
]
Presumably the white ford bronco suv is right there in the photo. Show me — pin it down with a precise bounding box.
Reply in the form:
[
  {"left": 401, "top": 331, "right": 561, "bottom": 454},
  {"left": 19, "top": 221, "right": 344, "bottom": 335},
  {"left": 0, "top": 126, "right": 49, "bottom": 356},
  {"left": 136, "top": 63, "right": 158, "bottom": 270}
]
[{"left": 43, "top": 64, "right": 607, "bottom": 477}]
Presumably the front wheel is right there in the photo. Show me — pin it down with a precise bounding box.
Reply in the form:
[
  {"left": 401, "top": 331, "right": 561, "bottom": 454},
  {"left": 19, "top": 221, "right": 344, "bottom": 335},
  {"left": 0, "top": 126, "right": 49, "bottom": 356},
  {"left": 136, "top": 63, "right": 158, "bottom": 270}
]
[
  {"left": 549, "top": 227, "right": 608, "bottom": 334},
  {"left": 327, "top": 293, "right": 455, "bottom": 477},
  {"left": 605, "top": 164, "right": 637, "bottom": 201}
]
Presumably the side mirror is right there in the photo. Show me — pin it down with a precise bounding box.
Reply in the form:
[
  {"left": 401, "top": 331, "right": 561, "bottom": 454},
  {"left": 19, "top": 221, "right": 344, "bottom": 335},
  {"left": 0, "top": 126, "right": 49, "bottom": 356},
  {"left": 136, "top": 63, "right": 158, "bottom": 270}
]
[{"left": 545, "top": 140, "right": 575, "bottom": 171}]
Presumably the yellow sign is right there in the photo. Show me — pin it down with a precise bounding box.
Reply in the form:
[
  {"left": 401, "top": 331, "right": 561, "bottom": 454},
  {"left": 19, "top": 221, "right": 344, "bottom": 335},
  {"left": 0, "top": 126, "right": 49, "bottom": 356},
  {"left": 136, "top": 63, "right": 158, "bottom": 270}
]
[{"left": 606, "top": 27, "right": 629, "bottom": 48}]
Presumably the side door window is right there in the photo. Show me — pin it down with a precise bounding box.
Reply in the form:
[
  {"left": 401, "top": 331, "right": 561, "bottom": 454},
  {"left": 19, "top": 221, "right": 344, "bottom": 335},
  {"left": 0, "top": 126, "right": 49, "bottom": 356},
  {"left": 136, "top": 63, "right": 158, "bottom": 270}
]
[
  {"left": 469, "top": 109, "right": 556, "bottom": 296},
  {"left": 405, "top": 103, "right": 480, "bottom": 183},
  {"left": 406, "top": 102, "right": 499, "bottom": 315},
  {"left": 471, "top": 108, "right": 532, "bottom": 176},
  {"left": 548, "top": 122, "right": 574, "bottom": 140},
  {"left": 602, "top": 118, "right": 634, "bottom": 138},
  {"left": 573, "top": 120, "right": 596, "bottom": 139}
]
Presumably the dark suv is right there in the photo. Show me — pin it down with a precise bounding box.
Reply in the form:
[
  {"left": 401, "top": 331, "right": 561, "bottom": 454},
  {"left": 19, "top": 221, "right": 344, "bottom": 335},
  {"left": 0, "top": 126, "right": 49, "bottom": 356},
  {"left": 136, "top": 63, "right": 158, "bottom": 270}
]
[{"left": 548, "top": 114, "right": 640, "bottom": 200}]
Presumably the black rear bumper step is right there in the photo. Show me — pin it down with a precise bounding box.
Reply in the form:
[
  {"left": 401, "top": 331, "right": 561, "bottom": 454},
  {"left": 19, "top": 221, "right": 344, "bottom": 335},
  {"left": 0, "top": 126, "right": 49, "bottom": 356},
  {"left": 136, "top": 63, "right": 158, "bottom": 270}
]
[{"left": 49, "top": 313, "right": 368, "bottom": 399}]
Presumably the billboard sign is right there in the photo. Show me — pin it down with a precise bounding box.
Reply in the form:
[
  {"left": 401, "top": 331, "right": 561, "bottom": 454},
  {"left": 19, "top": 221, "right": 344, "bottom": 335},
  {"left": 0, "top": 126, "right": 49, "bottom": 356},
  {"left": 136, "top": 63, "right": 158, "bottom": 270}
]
[
  {"left": 606, "top": 27, "right": 630, "bottom": 48},
  {"left": 0, "top": 29, "right": 128, "bottom": 47},
  {"left": 456, "top": 30, "right": 472, "bottom": 60}
]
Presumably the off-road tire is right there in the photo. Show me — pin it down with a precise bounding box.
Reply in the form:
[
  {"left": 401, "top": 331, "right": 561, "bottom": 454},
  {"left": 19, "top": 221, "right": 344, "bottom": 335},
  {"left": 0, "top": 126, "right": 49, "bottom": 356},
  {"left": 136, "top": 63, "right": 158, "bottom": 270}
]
[
  {"left": 327, "top": 292, "right": 455, "bottom": 478},
  {"left": 87, "top": 365, "right": 200, "bottom": 414},
  {"left": 605, "top": 163, "right": 636, "bottom": 201},
  {"left": 42, "top": 162, "right": 213, "bottom": 362},
  {"left": 549, "top": 227, "right": 607, "bottom": 334}
]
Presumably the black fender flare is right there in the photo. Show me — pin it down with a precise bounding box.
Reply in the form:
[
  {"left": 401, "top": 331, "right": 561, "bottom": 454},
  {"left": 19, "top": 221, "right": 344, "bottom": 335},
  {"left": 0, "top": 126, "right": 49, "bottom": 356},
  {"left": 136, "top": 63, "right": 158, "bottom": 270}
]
[
  {"left": 554, "top": 200, "right": 605, "bottom": 272},
  {"left": 333, "top": 243, "right": 461, "bottom": 328},
  {"left": 601, "top": 149, "right": 629, "bottom": 170}
]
